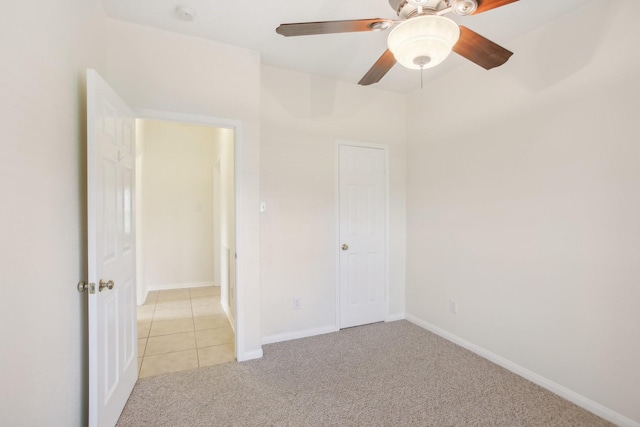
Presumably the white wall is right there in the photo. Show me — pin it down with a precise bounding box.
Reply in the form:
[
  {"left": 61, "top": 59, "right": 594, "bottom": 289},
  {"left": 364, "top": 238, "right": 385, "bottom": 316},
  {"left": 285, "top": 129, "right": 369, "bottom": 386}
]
[
  {"left": 405, "top": 1, "right": 640, "bottom": 424},
  {"left": 139, "top": 119, "right": 216, "bottom": 290},
  {"left": 3, "top": 1, "right": 635, "bottom": 424},
  {"left": 260, "top": 65, "right": 407, "bottom": 341},
  {"left": 0, "top": 0, "right": 107, "bottom": 425},
  {"left": 105, "top": 19, "right": 262, "bottom": 360}
]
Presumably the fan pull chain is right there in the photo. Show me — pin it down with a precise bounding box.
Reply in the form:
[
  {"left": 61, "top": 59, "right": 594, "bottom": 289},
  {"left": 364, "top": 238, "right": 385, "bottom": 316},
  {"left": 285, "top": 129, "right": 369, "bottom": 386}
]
[{"left": 413, "top": 56, "right": 430, "bottom": 90}]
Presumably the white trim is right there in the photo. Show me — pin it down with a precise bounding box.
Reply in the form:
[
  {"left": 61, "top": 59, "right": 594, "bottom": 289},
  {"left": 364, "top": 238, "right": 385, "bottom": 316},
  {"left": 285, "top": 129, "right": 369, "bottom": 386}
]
[
  {"left": 132, "top": 108, "right": 251, "bottom": 363},
  {"left": 134, "top": 119, "right": 145, "bottom": 307},
  {"left": 335, "top": 140, "right": 390, "bottom": 330},
  {"left": 239, "top": 348, "right": 264, "bottom": 362},
  {"left": 385, "top": 313, "right": 406, "bottom": 322},
  {"left": 405, "top": 314, "right": 640, "bottom": 427},
  {"left": 147, "top": 282, "right": 217, "bottom": 291},
  {"left": 262, "top": 325, "right": 340, "bottom": 345},
  {"left": 231, "top": 117, "right": 252, "bottom": 362},
  {"left": 334, "top": 145, "right": 340, "bottom": 330},
  {"left": 135, "top": 108, "right": 242, "bottom": 129},
  {"left": 221, "top": 298, "right": 236, "bottom": 335},
  {"left": 137, "top": 288, "right": 149, "bottom": 307}
]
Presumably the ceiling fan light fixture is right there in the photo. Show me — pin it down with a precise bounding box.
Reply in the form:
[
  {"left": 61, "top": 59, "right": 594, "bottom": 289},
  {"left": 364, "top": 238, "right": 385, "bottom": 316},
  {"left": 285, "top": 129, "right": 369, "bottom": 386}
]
[{"left": 387, "top": 15, "right": 460, "bottom": 70}]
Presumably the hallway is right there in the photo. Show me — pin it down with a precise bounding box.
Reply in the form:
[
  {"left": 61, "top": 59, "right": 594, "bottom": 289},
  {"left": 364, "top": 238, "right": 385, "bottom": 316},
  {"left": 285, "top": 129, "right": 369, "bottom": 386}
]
[{"left": 136, "top": 286, "right": 235, "bottom": 378}]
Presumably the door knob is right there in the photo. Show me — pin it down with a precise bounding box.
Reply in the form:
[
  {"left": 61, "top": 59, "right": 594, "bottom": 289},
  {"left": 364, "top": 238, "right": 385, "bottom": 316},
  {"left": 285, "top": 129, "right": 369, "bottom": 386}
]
[
  {"left": 77, "top": 281, "right": 95, "bottom": 294},
  {"left": 341, "top": 244, "right": 349, "bottom": 251},
  {"left": 99, "top": 279, "right": 115, "bottom": 292}
]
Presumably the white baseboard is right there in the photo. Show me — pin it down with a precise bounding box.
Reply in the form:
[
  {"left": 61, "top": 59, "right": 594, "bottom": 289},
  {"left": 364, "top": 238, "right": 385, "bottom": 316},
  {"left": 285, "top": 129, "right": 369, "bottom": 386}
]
[
  {"left": 386, "top": 313, "right": 406, "bottom": 322},
  {"left": 147, "top": 281, "right": 217, "bottom": 291},
  {"left": 405, "top": 314, "right": 640, "bottom": 427},
  {"left": 238, "top": 348, "right": 263, "bottom": 362},
  {"left": 262, "top": 325, "right": 339, "bottom": 345}
]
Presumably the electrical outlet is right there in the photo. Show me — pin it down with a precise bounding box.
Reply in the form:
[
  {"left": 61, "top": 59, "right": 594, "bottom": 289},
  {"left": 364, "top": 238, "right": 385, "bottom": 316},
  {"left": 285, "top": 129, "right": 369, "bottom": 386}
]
[
  {"left": 293, "top": 297, "right": 302, "bottom": 310},
  {"left": 449, "top": 300, "right": 457, "bottom": 314}
]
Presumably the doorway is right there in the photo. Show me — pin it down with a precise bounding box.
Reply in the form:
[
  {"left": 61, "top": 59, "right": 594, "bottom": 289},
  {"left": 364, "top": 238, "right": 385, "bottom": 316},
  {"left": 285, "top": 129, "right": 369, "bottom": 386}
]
[{"left": 135, "top": 118, "right": 236, "bottom": 377}]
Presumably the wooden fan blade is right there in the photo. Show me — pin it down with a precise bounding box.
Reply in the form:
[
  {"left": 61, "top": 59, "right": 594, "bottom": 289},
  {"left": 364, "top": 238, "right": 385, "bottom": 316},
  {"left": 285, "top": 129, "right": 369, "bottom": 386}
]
[
  {"left": 358, "top": 49, "right": 396, "bottom": 86},
  {"left": 472, "top": 0, "right": 519, "bottom": 15},
  {"left": 452, "top": 26, "right": 513, "bottom": 70},
  {"left": 276, "top": 19, "right": 393, "bottom": 37}
]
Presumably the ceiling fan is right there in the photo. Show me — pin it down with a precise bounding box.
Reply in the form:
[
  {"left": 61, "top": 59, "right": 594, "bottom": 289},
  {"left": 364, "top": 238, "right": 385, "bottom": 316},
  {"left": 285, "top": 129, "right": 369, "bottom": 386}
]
[{"left": 276, "top": 0, "right": 518, "bottom": 86}]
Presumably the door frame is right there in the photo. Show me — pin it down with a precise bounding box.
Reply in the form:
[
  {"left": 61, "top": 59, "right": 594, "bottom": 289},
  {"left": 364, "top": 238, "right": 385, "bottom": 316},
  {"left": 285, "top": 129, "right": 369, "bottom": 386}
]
[
  {"left": 334, "top": 140, "right": 390, "bottom": 329},
  {"left": 134, "top": 108, "right": 245, "bottom": 360}
]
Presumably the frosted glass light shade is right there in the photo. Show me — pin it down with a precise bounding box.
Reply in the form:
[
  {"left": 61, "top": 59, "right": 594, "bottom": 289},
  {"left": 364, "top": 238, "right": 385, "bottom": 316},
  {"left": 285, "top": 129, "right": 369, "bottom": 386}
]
[{"left": 387, "top": 15, "right": 460, "bottom": 70}]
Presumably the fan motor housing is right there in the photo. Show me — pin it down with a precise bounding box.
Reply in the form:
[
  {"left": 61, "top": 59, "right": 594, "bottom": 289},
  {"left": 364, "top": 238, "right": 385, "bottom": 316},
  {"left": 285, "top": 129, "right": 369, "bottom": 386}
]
[{"left": 389, "top": 0, "right": 448, "bottom": 19}]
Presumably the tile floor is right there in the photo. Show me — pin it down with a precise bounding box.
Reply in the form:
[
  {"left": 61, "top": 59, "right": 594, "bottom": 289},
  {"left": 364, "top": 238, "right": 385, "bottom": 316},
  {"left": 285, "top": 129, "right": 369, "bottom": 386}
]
[{"left": 137, "top": 286, "right": 235, "bottom": 378}]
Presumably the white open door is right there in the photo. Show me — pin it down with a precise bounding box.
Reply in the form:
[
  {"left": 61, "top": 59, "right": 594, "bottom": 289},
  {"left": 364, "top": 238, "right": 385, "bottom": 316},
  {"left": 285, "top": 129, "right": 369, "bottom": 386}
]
[
  {"left": 87, "top": 69, "right": 137, "bottom": 427},
  {"left": 338, "top": 144, "right": 387, "bottom": 329}
]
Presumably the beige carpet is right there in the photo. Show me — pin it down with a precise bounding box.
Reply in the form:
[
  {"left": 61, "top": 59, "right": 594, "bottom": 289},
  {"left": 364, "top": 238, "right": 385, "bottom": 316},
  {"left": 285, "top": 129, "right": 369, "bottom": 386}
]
[{"left": 117, "top": 320, "right": 612, "bottom": 426}]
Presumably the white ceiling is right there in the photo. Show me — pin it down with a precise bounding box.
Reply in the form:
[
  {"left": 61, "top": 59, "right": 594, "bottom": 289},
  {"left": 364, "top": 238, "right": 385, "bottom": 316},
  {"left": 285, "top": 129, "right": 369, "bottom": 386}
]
[{"left": 100, "top": 0, "right": 596, "bottom": 93}]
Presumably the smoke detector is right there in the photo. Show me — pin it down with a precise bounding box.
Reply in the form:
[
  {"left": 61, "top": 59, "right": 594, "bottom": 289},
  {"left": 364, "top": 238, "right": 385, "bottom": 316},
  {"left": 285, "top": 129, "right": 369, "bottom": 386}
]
[{"left": 175, "top": 6, "right": 196, "bottom": 21}]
